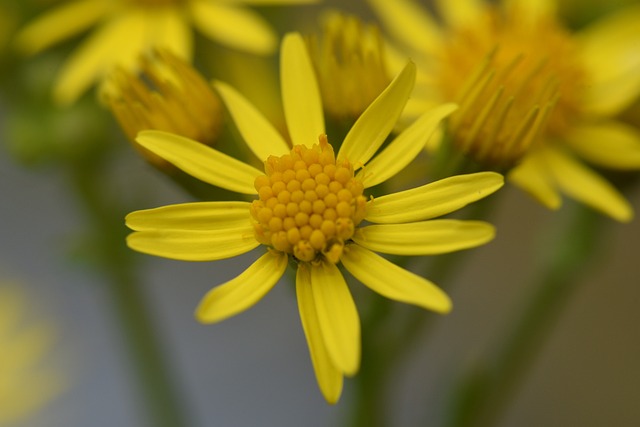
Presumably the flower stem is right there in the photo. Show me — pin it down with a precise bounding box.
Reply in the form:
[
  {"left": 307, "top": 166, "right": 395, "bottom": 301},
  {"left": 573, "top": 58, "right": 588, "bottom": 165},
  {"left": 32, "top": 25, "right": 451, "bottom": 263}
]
[
  {"left": 446, "top": 204, "right": 606, "bottom": 427},
  {"left": 68, "top": 157, "right": 190, "bottom": 427}
]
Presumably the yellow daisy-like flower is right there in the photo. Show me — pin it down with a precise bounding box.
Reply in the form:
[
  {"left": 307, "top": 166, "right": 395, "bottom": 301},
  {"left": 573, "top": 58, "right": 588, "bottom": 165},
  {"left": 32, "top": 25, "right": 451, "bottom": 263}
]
[
  {"left": 125, "top": 33, "right": 503, "bottom": 403},
  {"left": 15, "top": 0, "right": 317, "bottom": 105},
  {"left": 370, "top": 0, "right": 640, "bottom": 222},
  {"left": 0, "top": 284, "right": 64, "bottom": 425}
]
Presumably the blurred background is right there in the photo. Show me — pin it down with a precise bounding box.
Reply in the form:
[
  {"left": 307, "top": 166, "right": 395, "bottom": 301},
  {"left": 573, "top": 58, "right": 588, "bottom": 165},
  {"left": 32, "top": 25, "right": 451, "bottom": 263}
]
[{"left": 1, "top": 0, "right": 640, "bottom": 426}]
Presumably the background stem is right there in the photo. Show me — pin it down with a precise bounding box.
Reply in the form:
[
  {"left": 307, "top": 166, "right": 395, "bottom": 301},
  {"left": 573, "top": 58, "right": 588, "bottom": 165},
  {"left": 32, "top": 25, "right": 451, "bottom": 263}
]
[
  {"left": 446, "top": 204, "right": 606, "bottom": 427},
  {"left": 68, "top": 158, "right": 190, "bottom": 427}
]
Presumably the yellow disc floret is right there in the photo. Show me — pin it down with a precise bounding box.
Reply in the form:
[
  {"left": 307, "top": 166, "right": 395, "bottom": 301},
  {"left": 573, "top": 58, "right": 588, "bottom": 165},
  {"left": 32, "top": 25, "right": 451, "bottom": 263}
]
[{"left": 251, "top": 135, "right": 367, "bottom": 264}]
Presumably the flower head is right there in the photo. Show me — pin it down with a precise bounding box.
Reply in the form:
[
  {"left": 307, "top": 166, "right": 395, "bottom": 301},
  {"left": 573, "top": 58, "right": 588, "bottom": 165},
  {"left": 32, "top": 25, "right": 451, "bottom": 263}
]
[
  {"left": 102, "top": 49, "right": 223, "bottom": 168},
  {"left": 15, "top": 0, "right": 318, "bottom": 105},
  {"left": 305, "top": 11, "right": 391, "bottom": 120},
  {"left": 0, "top": 283, "right": 65, "bottom": 425},
  {"left": 125, "top": 33, "right": 503, "bottom": 402},
  {"left": 370, "top": 0, "right": 640, "bottom": 222}
]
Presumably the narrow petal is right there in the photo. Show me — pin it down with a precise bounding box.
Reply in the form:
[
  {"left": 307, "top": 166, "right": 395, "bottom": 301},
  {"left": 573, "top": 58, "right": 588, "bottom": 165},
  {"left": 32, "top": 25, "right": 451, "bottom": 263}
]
[
  {"left": 281, "top": 32, "right": 325, "bottom": 148},
  {"left": 435, "top": 0, "right": 484, "bottom": 29},
  {"left": 353, "top": 220, "right": 495, "bottom": 256},
  {"left": 564, "top": 121, "right": 640, "bottom": 169},
  {"left": 136, "top": 130, "right": 262, "bottom": 194},
  {"left": 310, "top": 262, "right": 360, "bottom": 376},
  {"left": 581, "top": 66, "right": 640, "bottom": 118},
  {"left": 125, "top": 201, "right": 252, "bottom": 231},
  {"left": 508, "top": 149, "right": 562, "bottom": 210},
  {"left": 357, "top": 103, "right": 457, "bottom": 188},
  {"left": 365, "top": 172, "right": 503, "bottom": 224},
  {"left": 127, "top": 226, "right": 259, "bottom": 261},
  {"left": 545, "top": 147, "right": 633, "bottom": 222},
  {"left": 368, "top": 0, "right": 443, "bottom": 54},
  {"left": 52, "top": 11, "right": 150, "bottom": 105},
  {"left": 189, "top": 0, "right": 276, "bottom": 54},
  {"left": 150, "top": 7, "right": 193, "bottom": 61},
  {"left": 14, "top": 0, "right": 111, "bottom": 55},
  {"left": 577, "top": 4, "right": 640, "bottom": 116},
  {"left": 296, "top": 264, "right": 344, "bottom": 404},
  {"left": 338, "top": 61, "right": 416, "bottom": 169},
  {"left": 214, "top": 80, "right": 290, "bottom": 161},
  {"left": 341, "top": 245, "right": 451, "bottom": 313},
  {"left": 196, "top": 251, "right": 287, "bottom": 323}
]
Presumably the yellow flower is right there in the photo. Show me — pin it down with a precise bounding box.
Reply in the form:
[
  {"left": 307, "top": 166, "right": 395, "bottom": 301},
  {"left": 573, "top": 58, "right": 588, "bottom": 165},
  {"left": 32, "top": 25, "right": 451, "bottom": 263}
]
[
  {"left": 0, "top": 284, "right": 64, "bottom": 425},
  {"left": 102, "top": 48, "right": 223, "bottom": 169},
  {"left": 15, "top": 0, "right": 318, "bottom": 105},
  {"left": 125, "top": 33, "right": 503, "bottom": 403},
  {"left": 370, "top": 0, "right": 640, "bottom": 222},
  {"left": 305, "top": 11, "right": 391, "bottom": 120}
]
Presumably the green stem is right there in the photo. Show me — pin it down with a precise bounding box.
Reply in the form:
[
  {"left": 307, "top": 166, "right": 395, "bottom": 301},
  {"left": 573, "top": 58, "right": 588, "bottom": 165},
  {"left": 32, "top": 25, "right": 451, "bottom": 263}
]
[
  {"left": 346, "top": 188, "right": 499, "bottom": 427},
  {"left": 68, "top": 158, "right": 190, "bottom": 427},
  {"left": 447, "top": 204, "right": 605, "bottom": 427}
]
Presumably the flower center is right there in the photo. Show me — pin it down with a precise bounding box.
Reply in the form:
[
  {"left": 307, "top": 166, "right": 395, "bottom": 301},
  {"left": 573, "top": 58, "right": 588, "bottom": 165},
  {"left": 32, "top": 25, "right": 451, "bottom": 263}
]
[
  {"left": 251, "top": 135, "right": 367, "bottom": 264},
  {"left": 437, "top": 7, "right": 585, "bottom": 168}
]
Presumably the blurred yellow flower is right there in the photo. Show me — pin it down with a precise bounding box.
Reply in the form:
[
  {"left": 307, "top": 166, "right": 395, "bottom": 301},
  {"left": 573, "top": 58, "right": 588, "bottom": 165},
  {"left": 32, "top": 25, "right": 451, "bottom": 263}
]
[
  {"left": 125, "top": 32, "right": 503, "bottom": 403},
  {"left": 370, "top": 0, "right": 640, "bottom": 222},
  {"left": 0, "top": 284, "right": 64, "bottom": 426},
  {"left": 305, "top": 11, "right": 391, "bottom": 121},
  {"left": 102, "top": 48, "right": 223, "bottom": 169},
  {"left": 15, "top": 0, "right": 318, "bottom": 105}
]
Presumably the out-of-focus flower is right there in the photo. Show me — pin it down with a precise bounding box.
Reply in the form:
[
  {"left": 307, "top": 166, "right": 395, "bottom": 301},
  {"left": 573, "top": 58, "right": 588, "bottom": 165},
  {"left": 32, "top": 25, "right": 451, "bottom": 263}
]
[
  {"left": 15, "top": 0, "right": 318, "bottom": 105},
  {"left": 370, "top": 0, "right": 640, "bottom": 222},
  {"left": 0, "top": 283, "right": 65, "bottom": 426},
  {"left": 305, "top": 11, "right": 391, "bottom": 121},
  {"left": 102, "top": 49, "right": 223, "bottom": 169},
  {"left": 124, "top": 33, "right": 503, "bottom": 403}
]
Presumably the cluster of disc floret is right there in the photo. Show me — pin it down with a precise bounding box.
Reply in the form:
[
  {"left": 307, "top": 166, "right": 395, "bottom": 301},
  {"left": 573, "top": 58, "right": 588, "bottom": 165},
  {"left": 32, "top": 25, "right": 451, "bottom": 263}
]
[{"left": 251, "top": 135, "right": 367, "bottom": 263}]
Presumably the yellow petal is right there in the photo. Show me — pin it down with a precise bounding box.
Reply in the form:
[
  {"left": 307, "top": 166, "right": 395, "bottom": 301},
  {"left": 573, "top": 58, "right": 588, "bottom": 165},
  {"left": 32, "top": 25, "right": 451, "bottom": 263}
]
[
  {"left": 195, "top": 251, "right": 287, "bottom": 323},
  {"left": 564, "top": 121, "right": 640, "bottom": 169},
  {"left": 578, "top": 4, "right": 640, "bottom": 116},
  {"left": 435, "top": 0, "right": 484, "bottom": 29},
  {"left": 338, "top": 61, "right": 416, "bottom": 169},
  {"left": 281, "top": 32, "right": 325, "bottom": 148},
  {"left": 368, "top": 0, "right": 443, "bottom": 54},
  {"left": 582, "top": 72, "right": 640, "bottom": 118},
  {"left": 545, "top": 147, "right": 633, "bottom": 222},
  {"left": 214, "top": 80, "right": 290, "bottom": 161},
  {"left": 53, "top": 10, "right": 150, "bottom": 105},
  {"left": 127, "top": 226, "right": 259, "bottom": 261},
  {"left": 136, "top": 130, "right": 261, "bottom": 194},
  {"left": 508, "top": 149, "right": 562, "bottom": 210},
  {"left": 14, "top": 0, "right": 111, "bottom": 55},
  {"left": 125, "top": 201, "right": 252, "bottom": 231},
  {"left": 357, "top": 103, "right": 457, "bottom": 188},
  {"left": 189, "top": 0, "right": 276, "bottom": 54},
  {"left": 502, "top": 0, "right": 557, "bottom": 29},
  {"left": 310, "top": 262, "right": 360, "bottom": 376},
  {"left": 150, "top": 7, "right": 193, "bottom": 61},
  {"left": 365, "top": 172, "right": 503, "bottom": 224},
  {"left": 295, "top": 264, "right": 344, "bottom": 404},
  {"left": 353, "top": 220, "right": 495, "bottom": 256},
  {"left": 341, "top": 245, "right": 451, "bottom": 313}
]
